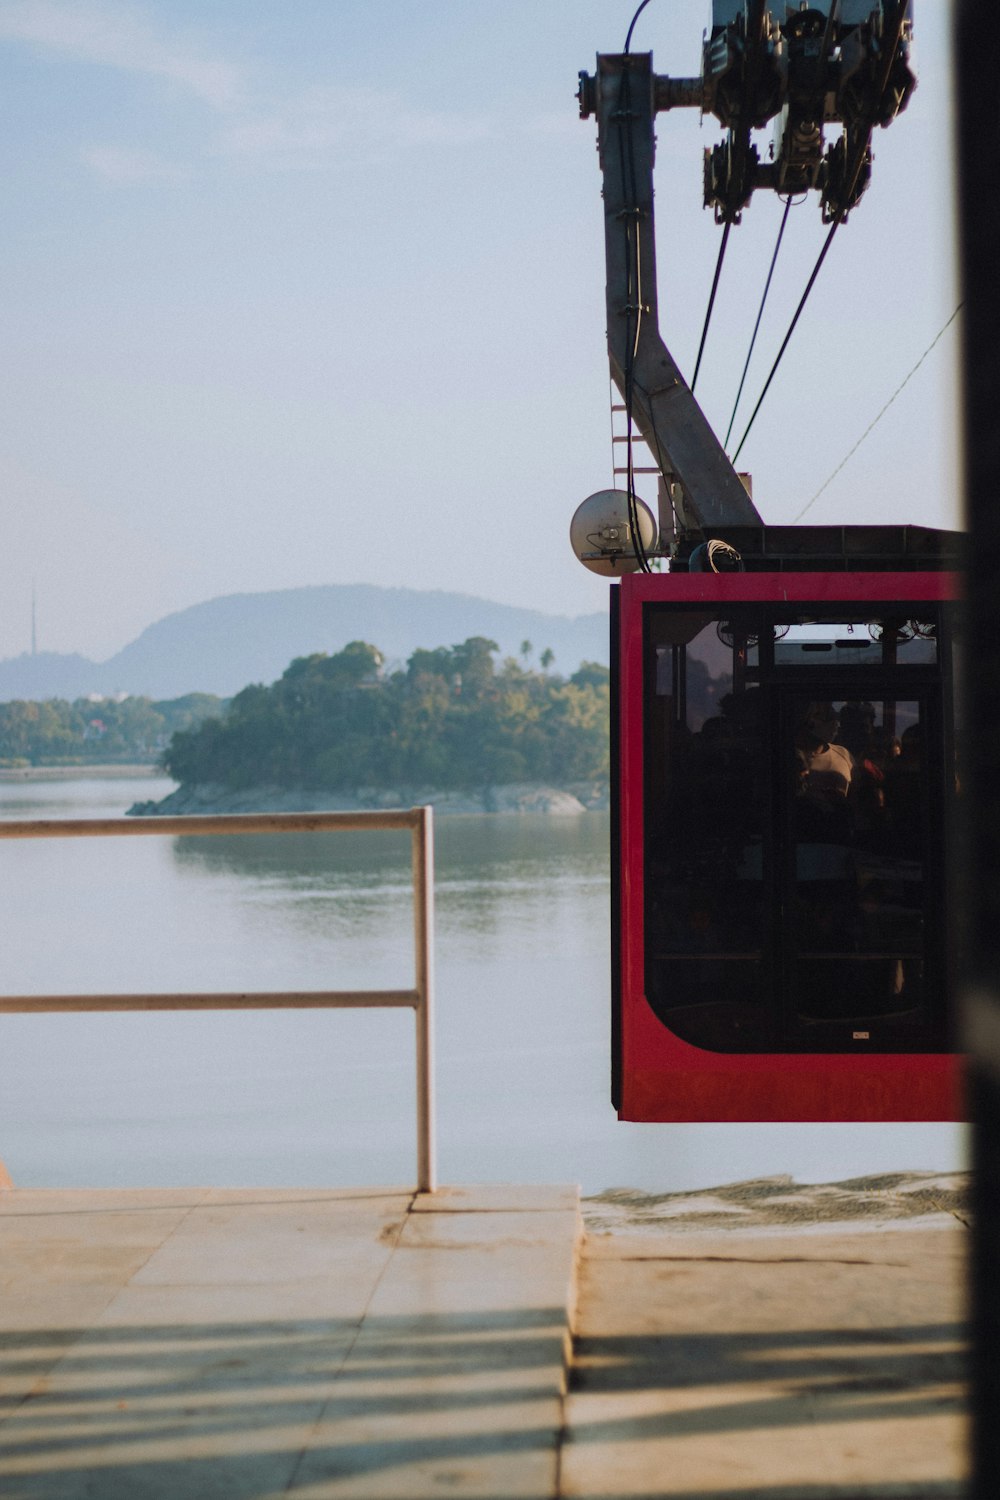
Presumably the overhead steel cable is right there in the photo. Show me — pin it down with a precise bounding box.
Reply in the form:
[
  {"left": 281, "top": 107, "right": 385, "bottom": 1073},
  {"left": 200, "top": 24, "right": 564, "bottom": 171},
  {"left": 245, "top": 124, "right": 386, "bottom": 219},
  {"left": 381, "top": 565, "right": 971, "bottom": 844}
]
[
  {"left": 731, "top": 214, "right": 841, "bottom": 464},
  {"left": 623, "top": 0, "right": 655, "bottom": 54},
  {"left": 718, "top": 2, "right": 834, "bottom": 446},
  {"left": 727, "top": 0, "right": 916, "bottom": 466},
  {"left": 691, "top": 220, "right": 731, "bottom": 394},
  {"left": 692, "top": 0, "right": 768, "bottom": 396},
  {"left": 724, "top": 194, "right": 794, "bottom": 449},
  {"left": 791, "top": 303, "right": 965, "bottom": 522},
  {"left": 730, "top": 134, "right": 867, "bottom": 463},
  {"left": 731, "top": 5, "right": 906, "bottom": 465}
]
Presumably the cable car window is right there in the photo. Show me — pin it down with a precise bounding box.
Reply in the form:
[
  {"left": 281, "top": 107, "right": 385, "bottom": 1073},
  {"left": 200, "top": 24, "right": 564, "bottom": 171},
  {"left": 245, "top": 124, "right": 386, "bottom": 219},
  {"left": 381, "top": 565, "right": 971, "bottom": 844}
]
[
  {"left": 644, "top": 603, "right": 948, "bottom": 1056},
  {"left": 788, "top": 697, "right": 932, "bottom": 1043},
  {"left": 645, "top": 611, "right": 770, "bottom": 1051},
  {"left": 773, "top": 617, "right": 938, "bottom": 667}
]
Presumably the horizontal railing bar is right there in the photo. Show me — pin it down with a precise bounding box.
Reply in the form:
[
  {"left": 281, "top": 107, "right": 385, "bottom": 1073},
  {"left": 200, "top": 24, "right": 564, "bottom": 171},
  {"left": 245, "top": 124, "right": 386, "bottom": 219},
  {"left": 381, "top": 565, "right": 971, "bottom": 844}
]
[
  {"left": 0, "top": 989, "right": 420, "bottom": 1013},
  {"left": 0, "top": 803, "right": 437, "bottom": 1192},
  {"left": 0, "top": 810, "right": 423, "bottom": 840}
]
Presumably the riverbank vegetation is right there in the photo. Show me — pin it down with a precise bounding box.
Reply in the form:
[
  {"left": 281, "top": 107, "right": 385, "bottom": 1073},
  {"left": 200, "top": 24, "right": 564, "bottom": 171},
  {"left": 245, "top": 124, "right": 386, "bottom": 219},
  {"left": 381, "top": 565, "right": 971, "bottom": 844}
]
[
  {"left": 162, "top": 639, "right": 610, "bottom": 792},
  {"left": 0, "top": 693, "right": 224, "bottom": 767}
]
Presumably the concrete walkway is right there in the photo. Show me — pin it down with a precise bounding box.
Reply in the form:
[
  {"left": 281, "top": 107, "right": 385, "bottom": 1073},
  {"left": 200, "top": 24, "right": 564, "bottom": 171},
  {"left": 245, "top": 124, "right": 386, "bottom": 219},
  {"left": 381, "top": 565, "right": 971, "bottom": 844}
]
[
  {"left": 0, "top": 1184, "right": 580, "bottom": 1499},
  {"left": 565, "top": 1214, "right": 968, "bottom": 1500},
  {"left": 0, "top": 1183, "right": 968, "bottom": 1499}
]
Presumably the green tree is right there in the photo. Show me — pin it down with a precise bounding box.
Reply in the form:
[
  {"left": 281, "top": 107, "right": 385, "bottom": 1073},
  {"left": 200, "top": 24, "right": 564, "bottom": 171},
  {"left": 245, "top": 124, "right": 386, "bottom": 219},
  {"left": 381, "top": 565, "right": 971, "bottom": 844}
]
[
  {"left": 161, "top": 638, "right": 609, "bottom": 794},
  {"left": 571, "top": 661, "right": 610, "bottom": 690}
]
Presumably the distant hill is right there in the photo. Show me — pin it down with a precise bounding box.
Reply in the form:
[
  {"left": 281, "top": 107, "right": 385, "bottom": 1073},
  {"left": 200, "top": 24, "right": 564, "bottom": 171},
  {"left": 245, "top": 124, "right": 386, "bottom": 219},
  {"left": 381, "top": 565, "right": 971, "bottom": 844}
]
[
  {"left": 0, "top": 585, "right": 609, "bottom": 702},
  {"left": 0, "top": 652, "right": 103, "bottom": 702}
]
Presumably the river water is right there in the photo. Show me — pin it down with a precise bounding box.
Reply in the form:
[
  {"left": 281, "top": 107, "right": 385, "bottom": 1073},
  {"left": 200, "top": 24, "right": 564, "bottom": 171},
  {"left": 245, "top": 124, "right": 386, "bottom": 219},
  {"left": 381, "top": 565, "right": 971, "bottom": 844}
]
[{"left": 0, "top": 776, "right": 966, "bottom": 1193}]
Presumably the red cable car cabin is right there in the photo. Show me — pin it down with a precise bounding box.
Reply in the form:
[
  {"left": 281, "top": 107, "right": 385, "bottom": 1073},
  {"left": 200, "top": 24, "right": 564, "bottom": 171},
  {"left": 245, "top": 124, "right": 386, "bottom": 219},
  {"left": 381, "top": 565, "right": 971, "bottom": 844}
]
[{"left": 611, "top": 527, "right": 963, "bottom": 1123}]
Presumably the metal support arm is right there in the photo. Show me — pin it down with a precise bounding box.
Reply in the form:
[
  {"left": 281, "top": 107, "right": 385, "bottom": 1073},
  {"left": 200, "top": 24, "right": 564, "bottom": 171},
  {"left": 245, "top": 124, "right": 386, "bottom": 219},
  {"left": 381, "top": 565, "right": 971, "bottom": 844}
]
[{"left": 582, "top": 53, "right": 763, "bottom": 533}]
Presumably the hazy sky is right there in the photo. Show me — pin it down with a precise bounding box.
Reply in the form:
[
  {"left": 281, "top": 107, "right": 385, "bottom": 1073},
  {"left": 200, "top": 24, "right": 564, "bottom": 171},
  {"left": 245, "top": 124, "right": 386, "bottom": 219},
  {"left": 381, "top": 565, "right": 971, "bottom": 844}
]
[{"left": 0, "top": 1, "right": 960, "bottom": 660}]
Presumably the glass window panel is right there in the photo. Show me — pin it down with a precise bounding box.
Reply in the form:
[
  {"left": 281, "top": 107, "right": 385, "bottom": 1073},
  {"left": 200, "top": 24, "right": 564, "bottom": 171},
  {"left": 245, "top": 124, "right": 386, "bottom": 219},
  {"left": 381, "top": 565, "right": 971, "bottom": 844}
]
[
  {"left": 788, "top": 696, "right": 928, "bottom": 1025},
  {"left": 646, "top": 614, "right": 769, "bottom": 1050},
  {"left": 774, "top": 618, "right": 937, "bottom": 668},
  {"left": 643, "top": 602, "right": 948, "bottom": 1054}
]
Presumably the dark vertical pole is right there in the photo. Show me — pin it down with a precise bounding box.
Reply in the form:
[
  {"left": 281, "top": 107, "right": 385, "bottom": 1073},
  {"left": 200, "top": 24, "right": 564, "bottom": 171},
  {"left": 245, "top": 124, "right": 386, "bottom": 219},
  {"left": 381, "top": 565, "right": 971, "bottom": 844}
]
[{"left": 956, "top": 4, "right": 1000, "bottom": 1494}]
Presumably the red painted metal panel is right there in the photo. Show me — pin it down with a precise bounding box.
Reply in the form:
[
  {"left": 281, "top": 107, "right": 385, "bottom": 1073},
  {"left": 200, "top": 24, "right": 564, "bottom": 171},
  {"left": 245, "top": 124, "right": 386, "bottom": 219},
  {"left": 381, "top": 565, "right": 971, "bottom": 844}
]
[
  {"left": 615, "top": 570, "right": 964, "bottom": 1123},
  {"left": 620, "top": 571, "right": 961, "bottom": 605}
]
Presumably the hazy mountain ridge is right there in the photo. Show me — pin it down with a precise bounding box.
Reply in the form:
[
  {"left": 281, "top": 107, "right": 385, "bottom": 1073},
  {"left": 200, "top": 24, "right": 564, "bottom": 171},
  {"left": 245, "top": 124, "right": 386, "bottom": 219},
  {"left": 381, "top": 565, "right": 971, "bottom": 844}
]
[{"left": 0, "top": 585, "right": 609, "bottom": 702}]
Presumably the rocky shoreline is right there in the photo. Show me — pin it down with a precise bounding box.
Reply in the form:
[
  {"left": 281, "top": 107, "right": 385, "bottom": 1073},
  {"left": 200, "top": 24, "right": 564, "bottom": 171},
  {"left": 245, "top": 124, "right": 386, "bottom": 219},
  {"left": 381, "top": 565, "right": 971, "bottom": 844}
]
[
  {"left": 583, "top": 1171, "right": 970, "bottom": 1236},
  {"left": 127, "top": 779, "right": 609, "bottom": 818},
  {"left": 0, "top": 764, "right": 159, "bottom": 781}
]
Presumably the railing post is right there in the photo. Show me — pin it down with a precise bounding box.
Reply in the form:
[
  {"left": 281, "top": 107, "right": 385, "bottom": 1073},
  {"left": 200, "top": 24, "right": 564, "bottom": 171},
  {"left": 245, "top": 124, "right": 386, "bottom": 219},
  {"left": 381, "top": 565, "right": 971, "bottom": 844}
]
[
  {"left": 0, "top": 807, "right": 438, "bottom": 1195},
  {"left": 412, "top": 805, "right": 437, "bottom": 1193}
]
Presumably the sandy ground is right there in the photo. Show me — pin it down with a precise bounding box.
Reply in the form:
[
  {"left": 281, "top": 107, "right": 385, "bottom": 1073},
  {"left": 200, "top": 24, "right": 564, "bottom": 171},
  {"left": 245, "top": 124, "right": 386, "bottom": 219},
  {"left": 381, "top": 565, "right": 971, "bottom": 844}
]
[{"left": 566, "top": 1176, "right": 970, "bottom": 1497}]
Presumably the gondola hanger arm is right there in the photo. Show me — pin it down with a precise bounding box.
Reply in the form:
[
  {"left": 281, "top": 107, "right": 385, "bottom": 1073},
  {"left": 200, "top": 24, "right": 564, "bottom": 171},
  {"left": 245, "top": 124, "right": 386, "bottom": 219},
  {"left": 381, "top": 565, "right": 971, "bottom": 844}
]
[{"left": 580, "top": 52, "right": 764, "bottom": 533}]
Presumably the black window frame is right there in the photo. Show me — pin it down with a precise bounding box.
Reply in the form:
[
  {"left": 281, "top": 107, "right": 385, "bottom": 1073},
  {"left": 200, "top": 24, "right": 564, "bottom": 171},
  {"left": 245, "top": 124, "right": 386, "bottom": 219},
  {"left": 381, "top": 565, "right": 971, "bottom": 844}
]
[{"left": 641, "top": 599, "right": 954, "bottom": 1054}]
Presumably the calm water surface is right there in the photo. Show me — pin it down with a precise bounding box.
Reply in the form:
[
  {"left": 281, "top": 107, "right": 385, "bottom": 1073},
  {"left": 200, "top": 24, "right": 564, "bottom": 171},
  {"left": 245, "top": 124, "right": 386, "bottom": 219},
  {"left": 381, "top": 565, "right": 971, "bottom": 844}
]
[{"left": 0, "top": 776, "right": 966, "bottom": 1191}]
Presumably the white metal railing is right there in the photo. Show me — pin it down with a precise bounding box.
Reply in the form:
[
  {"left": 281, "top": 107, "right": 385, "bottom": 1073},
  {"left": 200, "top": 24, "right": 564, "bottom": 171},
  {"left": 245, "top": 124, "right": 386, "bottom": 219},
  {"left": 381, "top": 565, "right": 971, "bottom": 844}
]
[{"left": 0, "top": 806, "right": 436, "bottom": 1193}]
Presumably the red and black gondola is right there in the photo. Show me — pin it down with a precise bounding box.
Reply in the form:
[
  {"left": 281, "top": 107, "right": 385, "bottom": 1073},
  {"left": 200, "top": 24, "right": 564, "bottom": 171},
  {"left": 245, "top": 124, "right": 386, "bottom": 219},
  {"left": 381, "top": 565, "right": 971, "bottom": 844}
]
[
  {"left": 611, "top": 527, "right": 963, "bottom": 1122},
  {"left": 578, "top": 14, "right": 958, "bottom": 1124}
]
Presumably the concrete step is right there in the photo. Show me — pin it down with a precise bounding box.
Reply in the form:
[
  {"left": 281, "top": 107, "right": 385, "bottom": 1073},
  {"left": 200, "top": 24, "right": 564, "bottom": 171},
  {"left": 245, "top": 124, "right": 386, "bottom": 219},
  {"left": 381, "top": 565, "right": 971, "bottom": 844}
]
[
  {"left": 0, "top": 1183, "right": 581, "bottom": 1499},
  {"left": 563, "top": 1214, "right": 968, "bottom": 1499}
]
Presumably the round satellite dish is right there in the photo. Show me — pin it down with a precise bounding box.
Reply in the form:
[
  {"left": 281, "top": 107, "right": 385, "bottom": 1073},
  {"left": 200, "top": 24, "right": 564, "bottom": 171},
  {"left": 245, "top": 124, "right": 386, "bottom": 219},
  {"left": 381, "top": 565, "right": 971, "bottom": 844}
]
[{"left": 569, "top": 489, "right": 657, "bottom": 576}]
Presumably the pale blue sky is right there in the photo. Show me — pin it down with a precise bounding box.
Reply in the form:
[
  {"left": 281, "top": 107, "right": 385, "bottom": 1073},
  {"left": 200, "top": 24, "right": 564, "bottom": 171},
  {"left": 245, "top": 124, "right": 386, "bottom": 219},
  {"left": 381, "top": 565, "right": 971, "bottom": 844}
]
[{"left": 0, "top": 1, "right": 960, "bottom": 660}]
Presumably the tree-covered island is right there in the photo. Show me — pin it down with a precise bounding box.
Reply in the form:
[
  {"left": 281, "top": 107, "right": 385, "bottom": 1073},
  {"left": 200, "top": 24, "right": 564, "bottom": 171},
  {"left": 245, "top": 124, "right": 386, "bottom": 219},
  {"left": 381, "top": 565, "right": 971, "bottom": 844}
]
[{"left": 157, "top": 637, "right": 609, "bottom": 810}]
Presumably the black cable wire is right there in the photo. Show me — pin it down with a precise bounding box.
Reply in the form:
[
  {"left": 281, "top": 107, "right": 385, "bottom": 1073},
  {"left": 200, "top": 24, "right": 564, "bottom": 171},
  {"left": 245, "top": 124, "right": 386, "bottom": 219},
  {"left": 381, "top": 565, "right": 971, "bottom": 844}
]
[
  {"left": 691, "top": 220, "right": 731, "bottom": 394},
  {"left": 731, "top": 215, "right": 840, "bottom": 463},
  {"left": 726, "top": 0, "right": 909, "bottom": 465},
  {"left": 792, "top": 302, "right": 964, "bottom": 521},
  {"left": 624, "top": 0, "right": 655, "bottom": 54},
  {"left": 724, "top": 195, "right": 793, "bottom": 449},
  {"left": 691, "top": 0, "right": 767, "bottom": 397},
  {"left": 729, "top": 83, "right": 880, "bottom": 465},
  {"left": 615, "top": 58, "right": 653, "bottom": 572}
]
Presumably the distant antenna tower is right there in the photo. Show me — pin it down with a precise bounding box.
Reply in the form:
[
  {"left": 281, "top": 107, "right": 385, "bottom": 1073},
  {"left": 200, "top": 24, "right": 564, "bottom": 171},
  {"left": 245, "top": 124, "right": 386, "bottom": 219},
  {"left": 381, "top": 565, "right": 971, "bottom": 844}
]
[{"left": 31, "top": 581, "right": 37, "bottom": 656}]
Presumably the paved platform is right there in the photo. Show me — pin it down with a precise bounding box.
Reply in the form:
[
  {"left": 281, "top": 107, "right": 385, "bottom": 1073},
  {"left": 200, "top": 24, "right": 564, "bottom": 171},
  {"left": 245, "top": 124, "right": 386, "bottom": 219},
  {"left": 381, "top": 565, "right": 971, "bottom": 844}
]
[
  {"left": 0, "top": 1184, "right": 580, "bottom": 1499},
  {"left": 565, "top": 1215, "right": 968, "bottom": 1500},
  {"left": 0, "top": 1182, "right": 969, "bottom": 1499}
]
